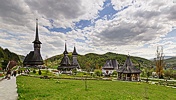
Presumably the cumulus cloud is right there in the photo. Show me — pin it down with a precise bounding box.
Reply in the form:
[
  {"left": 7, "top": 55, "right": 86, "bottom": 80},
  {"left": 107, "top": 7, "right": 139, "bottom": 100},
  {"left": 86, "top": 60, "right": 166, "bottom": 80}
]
[
  {"left": 0, "top": 0, "right": 176, "bottom": 59},
  {"left": 82, "top": 0, "right": 176, "bottom": 58}
]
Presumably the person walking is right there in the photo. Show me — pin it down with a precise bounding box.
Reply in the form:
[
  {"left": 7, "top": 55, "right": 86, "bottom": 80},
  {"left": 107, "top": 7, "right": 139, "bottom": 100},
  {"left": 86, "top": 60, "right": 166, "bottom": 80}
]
[
  {"left": 13, "top": 70, "right": 17, "bottom": 77},
  {"left": 6, "top": 70, "right": 11, "bottom": 80}
]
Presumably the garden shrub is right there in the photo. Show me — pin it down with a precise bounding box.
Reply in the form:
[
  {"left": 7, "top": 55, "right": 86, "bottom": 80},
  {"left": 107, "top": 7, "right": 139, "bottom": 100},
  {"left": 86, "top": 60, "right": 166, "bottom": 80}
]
[
  {"left": 33, "top": 70, "right": 36, "bottom": 74},
  {"left": 94, "top": 69, "right": 102, "bottom": 77},
  {"left": 38, "top": 69, "right": 42, "bottom": 75},
  {"left": 0, "top": 73, "right": 4, "bottom": 77},
  {"left": 112, "top": 71, "right": 117, "bottom": 76}
]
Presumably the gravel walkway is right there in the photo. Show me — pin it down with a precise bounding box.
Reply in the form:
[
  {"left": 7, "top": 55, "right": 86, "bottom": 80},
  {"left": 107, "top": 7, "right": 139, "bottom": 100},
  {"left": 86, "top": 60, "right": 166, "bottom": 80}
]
[{"left": 0, "top": 76, "right": 18, "bottom": 100}]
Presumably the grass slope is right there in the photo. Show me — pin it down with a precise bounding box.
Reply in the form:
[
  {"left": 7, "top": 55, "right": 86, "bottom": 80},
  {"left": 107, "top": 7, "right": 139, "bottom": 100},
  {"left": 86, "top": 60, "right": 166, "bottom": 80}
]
[{"left": 17, "top": 76, "right": 176, "bottom": 100}]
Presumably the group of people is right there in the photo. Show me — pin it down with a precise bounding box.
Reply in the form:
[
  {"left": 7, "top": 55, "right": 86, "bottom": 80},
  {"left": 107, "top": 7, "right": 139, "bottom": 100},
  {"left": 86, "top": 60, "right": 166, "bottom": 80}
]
[
  {"left": 5, "top": 70, "right": 17, "bottom": 80},
  {"left": 4, "top": 68, "right": 31, "bottom": 80}
]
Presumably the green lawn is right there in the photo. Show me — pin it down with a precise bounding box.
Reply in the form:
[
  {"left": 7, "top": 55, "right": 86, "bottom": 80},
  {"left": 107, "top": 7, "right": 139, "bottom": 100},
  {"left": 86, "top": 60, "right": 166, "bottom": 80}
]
[{"left": 17, "top": 76, "right": 176, "bottom": 100}]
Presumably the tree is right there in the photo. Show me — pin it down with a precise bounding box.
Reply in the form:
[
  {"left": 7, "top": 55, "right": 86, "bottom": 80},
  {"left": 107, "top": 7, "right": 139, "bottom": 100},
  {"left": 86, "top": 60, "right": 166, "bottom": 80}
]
[
  {"left": 164, "top": 69, "right": 172, "bottom": 78},
  {"left": 155, "top": 46, "right": 165, "bottom": 79},
  {"left": 85, "top": 61, "right": 91, "bottom": 72}
]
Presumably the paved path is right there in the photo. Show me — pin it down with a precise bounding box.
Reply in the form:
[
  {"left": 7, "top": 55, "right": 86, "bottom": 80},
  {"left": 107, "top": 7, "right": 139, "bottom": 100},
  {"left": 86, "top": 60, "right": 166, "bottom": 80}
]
[{"left": 0, "top": 76, "right": 18, "bottom": 100}]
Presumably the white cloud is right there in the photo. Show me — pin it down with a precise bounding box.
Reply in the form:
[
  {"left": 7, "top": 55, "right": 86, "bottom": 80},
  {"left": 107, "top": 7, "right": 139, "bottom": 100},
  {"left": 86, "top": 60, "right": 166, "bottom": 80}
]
[{"left": 1, "top": 0, "right": 176, "bottom": 59}]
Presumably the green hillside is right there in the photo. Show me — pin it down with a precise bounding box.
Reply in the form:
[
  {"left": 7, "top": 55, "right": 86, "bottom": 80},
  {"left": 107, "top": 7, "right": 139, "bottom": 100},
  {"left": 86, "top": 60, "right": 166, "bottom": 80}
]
[
  {"left": 45, "top": 52, "right": 152, "bottom": 69},
  {"left": 0, "top": 46, "right": 21, "bottom": 69},
  {"left": 165, "top": 57, "right": 176, "bottom": 67}
]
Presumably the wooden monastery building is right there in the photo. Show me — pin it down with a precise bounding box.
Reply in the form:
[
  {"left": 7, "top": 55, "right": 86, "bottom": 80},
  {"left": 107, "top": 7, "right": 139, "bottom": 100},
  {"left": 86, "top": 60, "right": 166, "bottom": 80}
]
[
  {"left": 102, "top": 59, "right": 119, "bottom": 76},
  {"left": 117, "top": 55, "right": 141, "bottom": 81},
  {"left": 23, "top": 19, "right": 44, "bottom": 67},
  {"left": 57, "top": 43, "right": 80, "bottom": 74}
]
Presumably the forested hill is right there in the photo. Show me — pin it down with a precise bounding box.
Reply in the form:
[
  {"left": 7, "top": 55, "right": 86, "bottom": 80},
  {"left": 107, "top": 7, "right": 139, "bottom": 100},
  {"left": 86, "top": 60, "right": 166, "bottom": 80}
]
[
  {"left": 0, "top": 46, "right": 21, "bottom": 69},
  {"left": 45, "top": 52, "right": 152, "bottom": 69},
  {"left": 165, "top": 57, "right": 176, "bottom": 67}
]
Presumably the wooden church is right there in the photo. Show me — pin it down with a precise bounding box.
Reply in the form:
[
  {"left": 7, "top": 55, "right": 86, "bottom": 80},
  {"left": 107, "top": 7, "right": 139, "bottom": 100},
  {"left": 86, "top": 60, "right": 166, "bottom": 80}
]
[
  {"left": 23, "top": 19, "right": 44, "bottom": 67},
  {"left": 117, "top": 55, "right": 141, "bottom": 81},
  {"left": 57, "top": 43, "right": 80, "bottom": 74}
]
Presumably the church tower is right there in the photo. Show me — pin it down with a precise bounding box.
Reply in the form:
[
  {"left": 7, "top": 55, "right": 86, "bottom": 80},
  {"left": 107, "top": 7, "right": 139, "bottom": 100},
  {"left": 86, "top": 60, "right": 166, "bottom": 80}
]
[
  {"left": 33, "top": 19, "right": 42, "bottom": 54},
  {"left": 72, "top": 46, "right": 80, "bottom": 68},
  {"left": 23, "top": 19, "right": 44, "bottom": 66},
  {"left": 60, "top": 42, "right": 71, "bottom": 66},
  {"left": 58, "top": 43, "right": 81, "bottom": 73}
]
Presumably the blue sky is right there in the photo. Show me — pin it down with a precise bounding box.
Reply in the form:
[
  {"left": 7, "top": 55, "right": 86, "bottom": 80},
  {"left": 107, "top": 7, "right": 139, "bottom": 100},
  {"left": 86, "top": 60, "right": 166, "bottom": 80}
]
[{"left": 0, "top": 0, "right": 176, "bottom": 59}]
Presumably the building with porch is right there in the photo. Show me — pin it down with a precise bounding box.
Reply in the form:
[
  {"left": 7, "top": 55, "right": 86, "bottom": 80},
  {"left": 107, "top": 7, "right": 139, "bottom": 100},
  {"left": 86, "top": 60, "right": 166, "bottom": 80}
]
[{"left": 117, "top": 55, "right": 141, "bottom": 81}]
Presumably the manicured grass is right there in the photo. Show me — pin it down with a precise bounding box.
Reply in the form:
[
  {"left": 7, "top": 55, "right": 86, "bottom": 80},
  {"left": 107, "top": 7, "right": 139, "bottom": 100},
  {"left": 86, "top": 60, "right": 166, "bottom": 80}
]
[{"left": 17, "top": 76, "right": 176, "bottom": 100}]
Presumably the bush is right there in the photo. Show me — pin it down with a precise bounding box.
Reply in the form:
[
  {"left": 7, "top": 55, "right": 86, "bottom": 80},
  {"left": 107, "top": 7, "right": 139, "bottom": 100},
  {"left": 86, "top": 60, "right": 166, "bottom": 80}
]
[
  {"left": 0, "top": 73, "right": 4, "bottom": 77},
  {"left": 72, "top": 68, "right": 77, "bottom": 75},
  {"left": 33, "top": 70, "right": 36, "bottom": 74},
  {"left": 164, "top": 69, "right": 176, "bottom": 79},
  {"left": 172, "top": 72, "right": 176, "bottom": 79},
  {"left": 45, "top": 69, "right": 49, "bottom": 76},
  {"left": 38, "top": 69, "right": 42, "bottom": 75},
  {"left": 112, "top": 71, "right": 117, "bottom": 76},
  {"left": 94, "top": 69, "right": 102, "bottom": 77},
  {"left": 83, "top": 72, "right": 87, "bottom": 75}
]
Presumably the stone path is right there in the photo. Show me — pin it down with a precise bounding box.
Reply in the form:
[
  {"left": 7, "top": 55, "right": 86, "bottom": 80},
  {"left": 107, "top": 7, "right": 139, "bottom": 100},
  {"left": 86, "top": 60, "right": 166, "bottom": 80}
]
[{"left": 0, "top": 76, "right": 18, "bottom": 100}]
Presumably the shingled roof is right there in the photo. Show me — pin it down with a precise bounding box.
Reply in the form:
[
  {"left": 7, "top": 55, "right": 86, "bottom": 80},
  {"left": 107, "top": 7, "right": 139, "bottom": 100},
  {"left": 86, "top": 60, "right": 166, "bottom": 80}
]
[
  {"left": 102, "top": 59, "right": 118, "bottom": 69},
  {"left": 72, "top": 46, "right": 78, "bottom": 55},
  {"left": 117, "top": 56, "right": 141, "bottom": 74},
  {"left": 23, "top": 51, "right": 44, "bottom": 65},
  {"left": 60, "top": 54, "right": 71, "bottom": 66},
  {"left": 63, "top": 43, "right": 68, "bottom": 55},
  {"left": 58, "top": 45, "right": 80, "bottom": 70}
]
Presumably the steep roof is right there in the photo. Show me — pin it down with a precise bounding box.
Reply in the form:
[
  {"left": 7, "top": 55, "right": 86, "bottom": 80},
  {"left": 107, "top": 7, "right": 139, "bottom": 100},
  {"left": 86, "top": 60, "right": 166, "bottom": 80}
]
[
  {"left": 72, "top": 56, "right": 80, "bottom": 68},
  {"left": 33, "top": 19, "right": 42, "bottom": 44},
  {"left": 60, "top": 54, "right": 71, "bottom": 66},
  {"left": 117, "top": 56, "right": 141, "bottom": 73},
  {"left": 23, "top": 51, "right": 44, "bottom": 65},
  {"left": 102, "top": 59, "right": 118, "bottom": 69},
  {"left": 58, "top": 43, "right": 80, "bottom": 69},
  {"left": 63, "top": 43, "right": 68, "bottom": 54},
  {"left": 72, "top": 46, "right": 78, "bottom": 55},
  {"left": 58, "top": 54, "right": 80, "bottom": 69}
]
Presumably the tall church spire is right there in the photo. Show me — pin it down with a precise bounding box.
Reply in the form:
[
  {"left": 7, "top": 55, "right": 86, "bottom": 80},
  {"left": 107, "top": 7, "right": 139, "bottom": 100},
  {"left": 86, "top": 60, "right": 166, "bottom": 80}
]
[
  {"left": 63, "top": 41, "right": 68, "bottom": 55},
  {"left": 33, "top": 19, "right": 41, "bottom": 44},
  {"left": 72, "top": 45, "right": 80, "bottom": 68},
  {"left": 35, "top": 19, "right": 39, "bottom": 41},
  {"left": 72, "top": 46, "right": 78, "bottom": 55}
]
